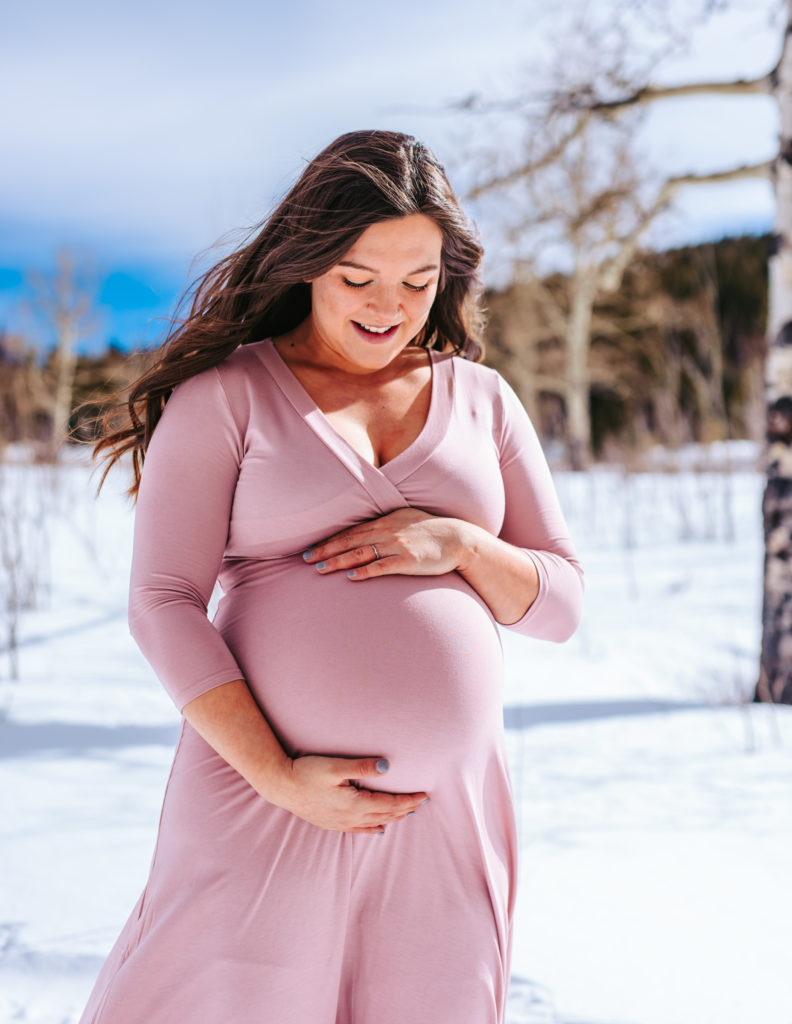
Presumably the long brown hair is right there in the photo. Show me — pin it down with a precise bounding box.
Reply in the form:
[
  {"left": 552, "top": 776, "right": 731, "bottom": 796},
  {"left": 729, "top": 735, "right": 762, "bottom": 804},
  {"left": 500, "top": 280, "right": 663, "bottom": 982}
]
[{"left": 93, "top": 130, "right": 485, "bottom": 496}]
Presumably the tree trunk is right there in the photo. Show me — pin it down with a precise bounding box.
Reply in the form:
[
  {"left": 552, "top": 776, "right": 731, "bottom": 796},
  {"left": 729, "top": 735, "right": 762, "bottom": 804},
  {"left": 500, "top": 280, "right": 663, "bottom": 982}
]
[
  {"left": 565, "top": 269, "right": 596, "bottom": 470},
  {"left": 758, "top": 2, "right": 792, "bottom": 703},
  {"left": 51, "top": 311, "right": 78, "bottom": 447}
]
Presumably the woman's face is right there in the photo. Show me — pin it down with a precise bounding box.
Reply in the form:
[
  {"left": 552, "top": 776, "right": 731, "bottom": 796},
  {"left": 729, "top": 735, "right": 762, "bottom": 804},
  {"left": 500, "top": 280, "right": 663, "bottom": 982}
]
[{"left": 307, "top": 213, "right": 443, "bottom": 373}]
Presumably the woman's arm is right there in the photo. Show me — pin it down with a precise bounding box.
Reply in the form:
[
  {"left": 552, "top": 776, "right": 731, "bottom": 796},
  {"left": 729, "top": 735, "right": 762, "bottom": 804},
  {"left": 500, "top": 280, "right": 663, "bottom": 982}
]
[
  {"left": 478, "top": 371, "right": 584, "bottom": 640},
  {"left": 182, "top": 679, "right": 427, "bottom": 834},
  {"left": 302, "top": 372, "right": 583, "bottom": 641},
  {"left": 454, "top": 522, "right": 541, "bottom": 625},
  {"left": 128, "top": 368, "right": 246, "bottom": 709},
  {"left": 303, "top": 507, "right": 540, "bottom": 621}
]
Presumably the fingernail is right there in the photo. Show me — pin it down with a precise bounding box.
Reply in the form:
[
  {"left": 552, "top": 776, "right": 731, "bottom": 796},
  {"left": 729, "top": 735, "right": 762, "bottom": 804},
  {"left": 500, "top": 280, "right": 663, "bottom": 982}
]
[
  {"left": 315, "top": 561, "right": 327, "bottom": 571},
  {"left": 302, "top": 549, "right": 314, "bottom": 560},
  {"left": 346, "top": 570, "right": 357, "bottom": 579},
  {"left": 376, "top": 758, "right": 389, "bottom": 774},
  {"left": 421, "top": 797, "right": 430, "bottom": 804},
  {"left": 407, "top": 811, "right": 415, "bottom": 816}
]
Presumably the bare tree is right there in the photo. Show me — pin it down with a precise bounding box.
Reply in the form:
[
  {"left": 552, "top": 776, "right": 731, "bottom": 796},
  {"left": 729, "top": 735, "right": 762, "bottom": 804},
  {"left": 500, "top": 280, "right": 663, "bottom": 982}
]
[
  {"left": 27, "top": 248, "right": 98, "bottom": 452},
  {"left": 458, "top": 0, "right": 789, "bottom": 700},
  {"left": 546, "top": 6, "right": 787, "bottom": 702},
  {"left": 0, "top": 462, "right": 57, "bottom": 685},
  {"left": 465, "top": 94, "right": 665, "bottom": 467},
  {"left": 457, "top": 3, "right": 772, "bottom": 469}
]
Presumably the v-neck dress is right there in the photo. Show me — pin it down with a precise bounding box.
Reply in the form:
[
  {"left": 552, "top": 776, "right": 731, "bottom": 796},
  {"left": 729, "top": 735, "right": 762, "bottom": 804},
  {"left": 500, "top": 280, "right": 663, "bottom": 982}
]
[{"left": 79, "top": 339, "right": 583, "bottom": 1024}]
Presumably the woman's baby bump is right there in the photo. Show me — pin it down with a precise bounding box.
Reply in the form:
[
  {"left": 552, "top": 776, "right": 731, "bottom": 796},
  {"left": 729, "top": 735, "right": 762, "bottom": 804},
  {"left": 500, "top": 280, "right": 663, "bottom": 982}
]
[{"left": 214, "top": 567, "right": 505, "bottom": 791}]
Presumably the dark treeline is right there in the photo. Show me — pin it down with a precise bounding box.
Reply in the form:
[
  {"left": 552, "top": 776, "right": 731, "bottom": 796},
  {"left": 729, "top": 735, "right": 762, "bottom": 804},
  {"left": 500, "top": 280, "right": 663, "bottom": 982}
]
[
  {"left": 485, "top": 234, "right": 768, "bottom": 461},
  {"left": 0, "top": 335, "right": 152, "bottom": 456},
  {"left": 0, "top": 234, "right": 769, "bottom": 462}
]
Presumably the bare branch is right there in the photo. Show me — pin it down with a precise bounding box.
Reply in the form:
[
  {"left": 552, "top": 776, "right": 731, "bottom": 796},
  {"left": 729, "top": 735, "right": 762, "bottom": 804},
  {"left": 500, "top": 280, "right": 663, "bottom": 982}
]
[
  {"left": 467, "top": 114, "right": 589, "bottom": 199},
  {"left": 467, "top": 107, "right": 771, "bottom": 218},
  {"left": 662, "top": 159, "right": 774, "bottom": 193},
  {"left": 576, "top": 74, "right": 773, "bottom": 115},
  {"left": 597, "top": 160, "right": 773, "bottom": 293}
]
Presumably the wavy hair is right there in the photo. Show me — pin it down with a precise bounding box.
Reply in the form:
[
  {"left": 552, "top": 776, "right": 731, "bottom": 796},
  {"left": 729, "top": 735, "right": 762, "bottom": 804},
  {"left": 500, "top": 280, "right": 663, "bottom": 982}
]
[{"left": 92, "top": 129, "right": 485, "bottom": 496}]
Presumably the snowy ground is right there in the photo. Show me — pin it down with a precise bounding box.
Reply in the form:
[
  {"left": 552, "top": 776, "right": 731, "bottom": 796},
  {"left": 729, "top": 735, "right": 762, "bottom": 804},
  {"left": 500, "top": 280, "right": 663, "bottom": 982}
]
[{"left": 0, "top": 453, "right": 790, "bottom": 1024}]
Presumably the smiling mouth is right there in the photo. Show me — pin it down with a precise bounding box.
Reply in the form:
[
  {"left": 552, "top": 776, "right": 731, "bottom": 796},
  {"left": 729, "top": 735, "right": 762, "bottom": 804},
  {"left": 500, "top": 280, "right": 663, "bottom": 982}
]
[{"left": 353, "top": 321, "right": 401, "bottom": 338}]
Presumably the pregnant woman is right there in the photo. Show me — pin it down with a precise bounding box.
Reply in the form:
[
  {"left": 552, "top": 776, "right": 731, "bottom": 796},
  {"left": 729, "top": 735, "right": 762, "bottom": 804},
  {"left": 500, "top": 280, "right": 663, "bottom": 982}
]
[{"left": 80, "top": 129, "right": 583, "bottom": 1024}]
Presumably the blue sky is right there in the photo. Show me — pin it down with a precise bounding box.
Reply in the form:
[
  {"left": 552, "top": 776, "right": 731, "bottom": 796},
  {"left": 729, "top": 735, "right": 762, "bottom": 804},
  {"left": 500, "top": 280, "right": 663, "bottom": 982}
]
[{"left": 1, "top": 0, "right": 782, "bottom": 352}]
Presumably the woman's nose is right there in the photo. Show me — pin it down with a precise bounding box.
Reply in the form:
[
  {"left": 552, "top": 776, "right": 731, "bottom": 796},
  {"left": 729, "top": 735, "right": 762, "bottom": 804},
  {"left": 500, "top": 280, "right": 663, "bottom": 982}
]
[{"left": 366, "top": 284, "right": 401, "bottom": 319}]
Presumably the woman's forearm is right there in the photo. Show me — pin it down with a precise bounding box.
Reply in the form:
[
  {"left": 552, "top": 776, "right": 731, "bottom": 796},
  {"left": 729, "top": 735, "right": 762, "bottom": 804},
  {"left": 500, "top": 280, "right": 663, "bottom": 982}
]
[
  {"left": 303, "top": 507, "right": 545, "bottom": 625},
  {"left": 180, "top": 678, "right": 430, "bottom": 833},
  {"left": 453, "top": 521, "right": 541, "bottom": 625},
  {"left": 182, "top": 679, "right": 293, "bottom": 801}
]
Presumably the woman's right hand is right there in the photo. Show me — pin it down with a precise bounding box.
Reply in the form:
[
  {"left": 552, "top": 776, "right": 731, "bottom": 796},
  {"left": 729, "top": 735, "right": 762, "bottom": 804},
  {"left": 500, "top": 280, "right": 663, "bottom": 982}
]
[
  {"left": 273, "top": 755, "right": 429, "bottom": 835},
  {"left": 181, "top": 680, "right": 427, "bottom": 835}
]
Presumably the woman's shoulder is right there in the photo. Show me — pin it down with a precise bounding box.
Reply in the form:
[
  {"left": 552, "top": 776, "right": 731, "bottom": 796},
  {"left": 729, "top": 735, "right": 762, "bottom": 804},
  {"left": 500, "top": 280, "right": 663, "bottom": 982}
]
[
  {"left": 446, "top": 350, "right": 504, "bottom": 396},
  {"left": 199, "top": 338, "right": 278, "bottom": 399},
  {"left": 170, "top": 339, "right": 272, "bottom": 392},
  {"left": 166, "top": 340, "right": 276, "bottom": 434},
  {"left": 446, "top": 352, "right": 533, "bottom": 440},
  {"left": 214, "top": 338, "right": 274, "bottom": 377}
]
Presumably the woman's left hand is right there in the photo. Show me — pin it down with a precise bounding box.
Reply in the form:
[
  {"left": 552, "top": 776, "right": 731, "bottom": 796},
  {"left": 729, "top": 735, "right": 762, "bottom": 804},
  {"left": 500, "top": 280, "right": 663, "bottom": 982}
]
[{"left": 302, "top": 507, "right": 471, "bottom": 580}]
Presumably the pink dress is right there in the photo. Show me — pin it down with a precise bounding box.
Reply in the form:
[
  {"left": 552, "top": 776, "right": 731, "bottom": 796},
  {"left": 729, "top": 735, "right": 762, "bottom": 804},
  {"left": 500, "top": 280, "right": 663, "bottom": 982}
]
[{"left": 79, "top": 339, "right": 583, "bottom": 1024}]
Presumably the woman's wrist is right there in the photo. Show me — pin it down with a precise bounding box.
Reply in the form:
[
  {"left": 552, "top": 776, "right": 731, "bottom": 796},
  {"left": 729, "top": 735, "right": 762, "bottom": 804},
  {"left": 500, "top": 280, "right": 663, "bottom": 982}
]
[
  {"left": 452, "top": 522, "right": 540, "bottom": 624},
  {"left": 450, "top": 518, "right": 487, "bottom": 574},
  {"left": 251, "top": 750, "right": 295, "bottom": 806},
  {"left": 182, "top": 680, "right": 297, "bottom": 806}
]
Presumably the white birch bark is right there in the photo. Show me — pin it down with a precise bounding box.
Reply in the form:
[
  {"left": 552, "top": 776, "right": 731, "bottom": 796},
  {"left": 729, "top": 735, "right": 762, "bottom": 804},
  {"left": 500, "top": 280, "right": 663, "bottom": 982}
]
[
  {"left": 759, "top": 3, "right": 792, "bottom": 703},
  {"left": 758, "top": 2, "right": 792, "bottom": 704}
]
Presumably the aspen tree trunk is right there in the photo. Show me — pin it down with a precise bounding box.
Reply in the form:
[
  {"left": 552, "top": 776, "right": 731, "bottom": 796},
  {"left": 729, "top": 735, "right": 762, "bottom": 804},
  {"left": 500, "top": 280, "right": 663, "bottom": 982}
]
[
  {"left": 758, "top": 4, "right": 792, "bottom": 703},
  {"left": 565, "top": 268, "right": 597, "bottom": 470},
  {"left": 51, "top": 311, "right": 78, "bottom": 446}
]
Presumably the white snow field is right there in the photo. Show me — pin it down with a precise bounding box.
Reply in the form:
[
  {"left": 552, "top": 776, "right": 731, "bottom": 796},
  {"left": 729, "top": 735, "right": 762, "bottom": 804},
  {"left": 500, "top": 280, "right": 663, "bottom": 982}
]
[{"left": 0, "top": 449, "right": 790, "bottom": 1024}]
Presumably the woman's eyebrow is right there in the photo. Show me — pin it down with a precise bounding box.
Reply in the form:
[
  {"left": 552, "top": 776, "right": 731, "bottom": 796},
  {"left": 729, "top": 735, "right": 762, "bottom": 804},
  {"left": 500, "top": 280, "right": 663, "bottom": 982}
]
[{"left": 338, "top": 260, "right": 439, "bottom": 274}]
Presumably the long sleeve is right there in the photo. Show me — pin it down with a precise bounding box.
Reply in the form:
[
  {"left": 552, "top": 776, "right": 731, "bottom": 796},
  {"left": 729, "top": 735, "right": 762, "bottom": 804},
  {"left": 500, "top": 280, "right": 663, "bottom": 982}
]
[
  {"left": 128, "top": 367, "right": 245, "bottom": 711},
  {"left": 494, "top": 374, "right": 584, "bottom": 642}
]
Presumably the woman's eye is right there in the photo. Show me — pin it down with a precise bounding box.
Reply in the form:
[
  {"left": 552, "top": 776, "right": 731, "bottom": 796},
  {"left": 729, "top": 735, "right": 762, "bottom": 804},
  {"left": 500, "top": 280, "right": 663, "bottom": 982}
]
[{"left": 342, "top": 277, "right": 430, "bottom": 291}]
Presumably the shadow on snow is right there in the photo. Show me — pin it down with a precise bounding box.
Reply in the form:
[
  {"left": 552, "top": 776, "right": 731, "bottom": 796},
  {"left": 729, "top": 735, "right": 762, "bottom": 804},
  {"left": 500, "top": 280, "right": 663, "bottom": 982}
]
[
  {"left": 0, "top": 720, "right": 180, "bottom": 758},
  {"left": 503, "top": 698, "right": 711, "bottom": 730},
  {"left": 507, "top": 973, "right": 641, "bottom": 1024},
  {"left": 0, "top": 700, "right": 714, "bottom": 758}
]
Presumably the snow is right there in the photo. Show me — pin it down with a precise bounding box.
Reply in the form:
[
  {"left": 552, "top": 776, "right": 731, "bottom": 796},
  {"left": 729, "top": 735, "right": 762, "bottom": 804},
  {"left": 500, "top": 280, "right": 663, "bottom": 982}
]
[{"left": 1, "top": 454, "right": 790, "bottom": 1024}]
